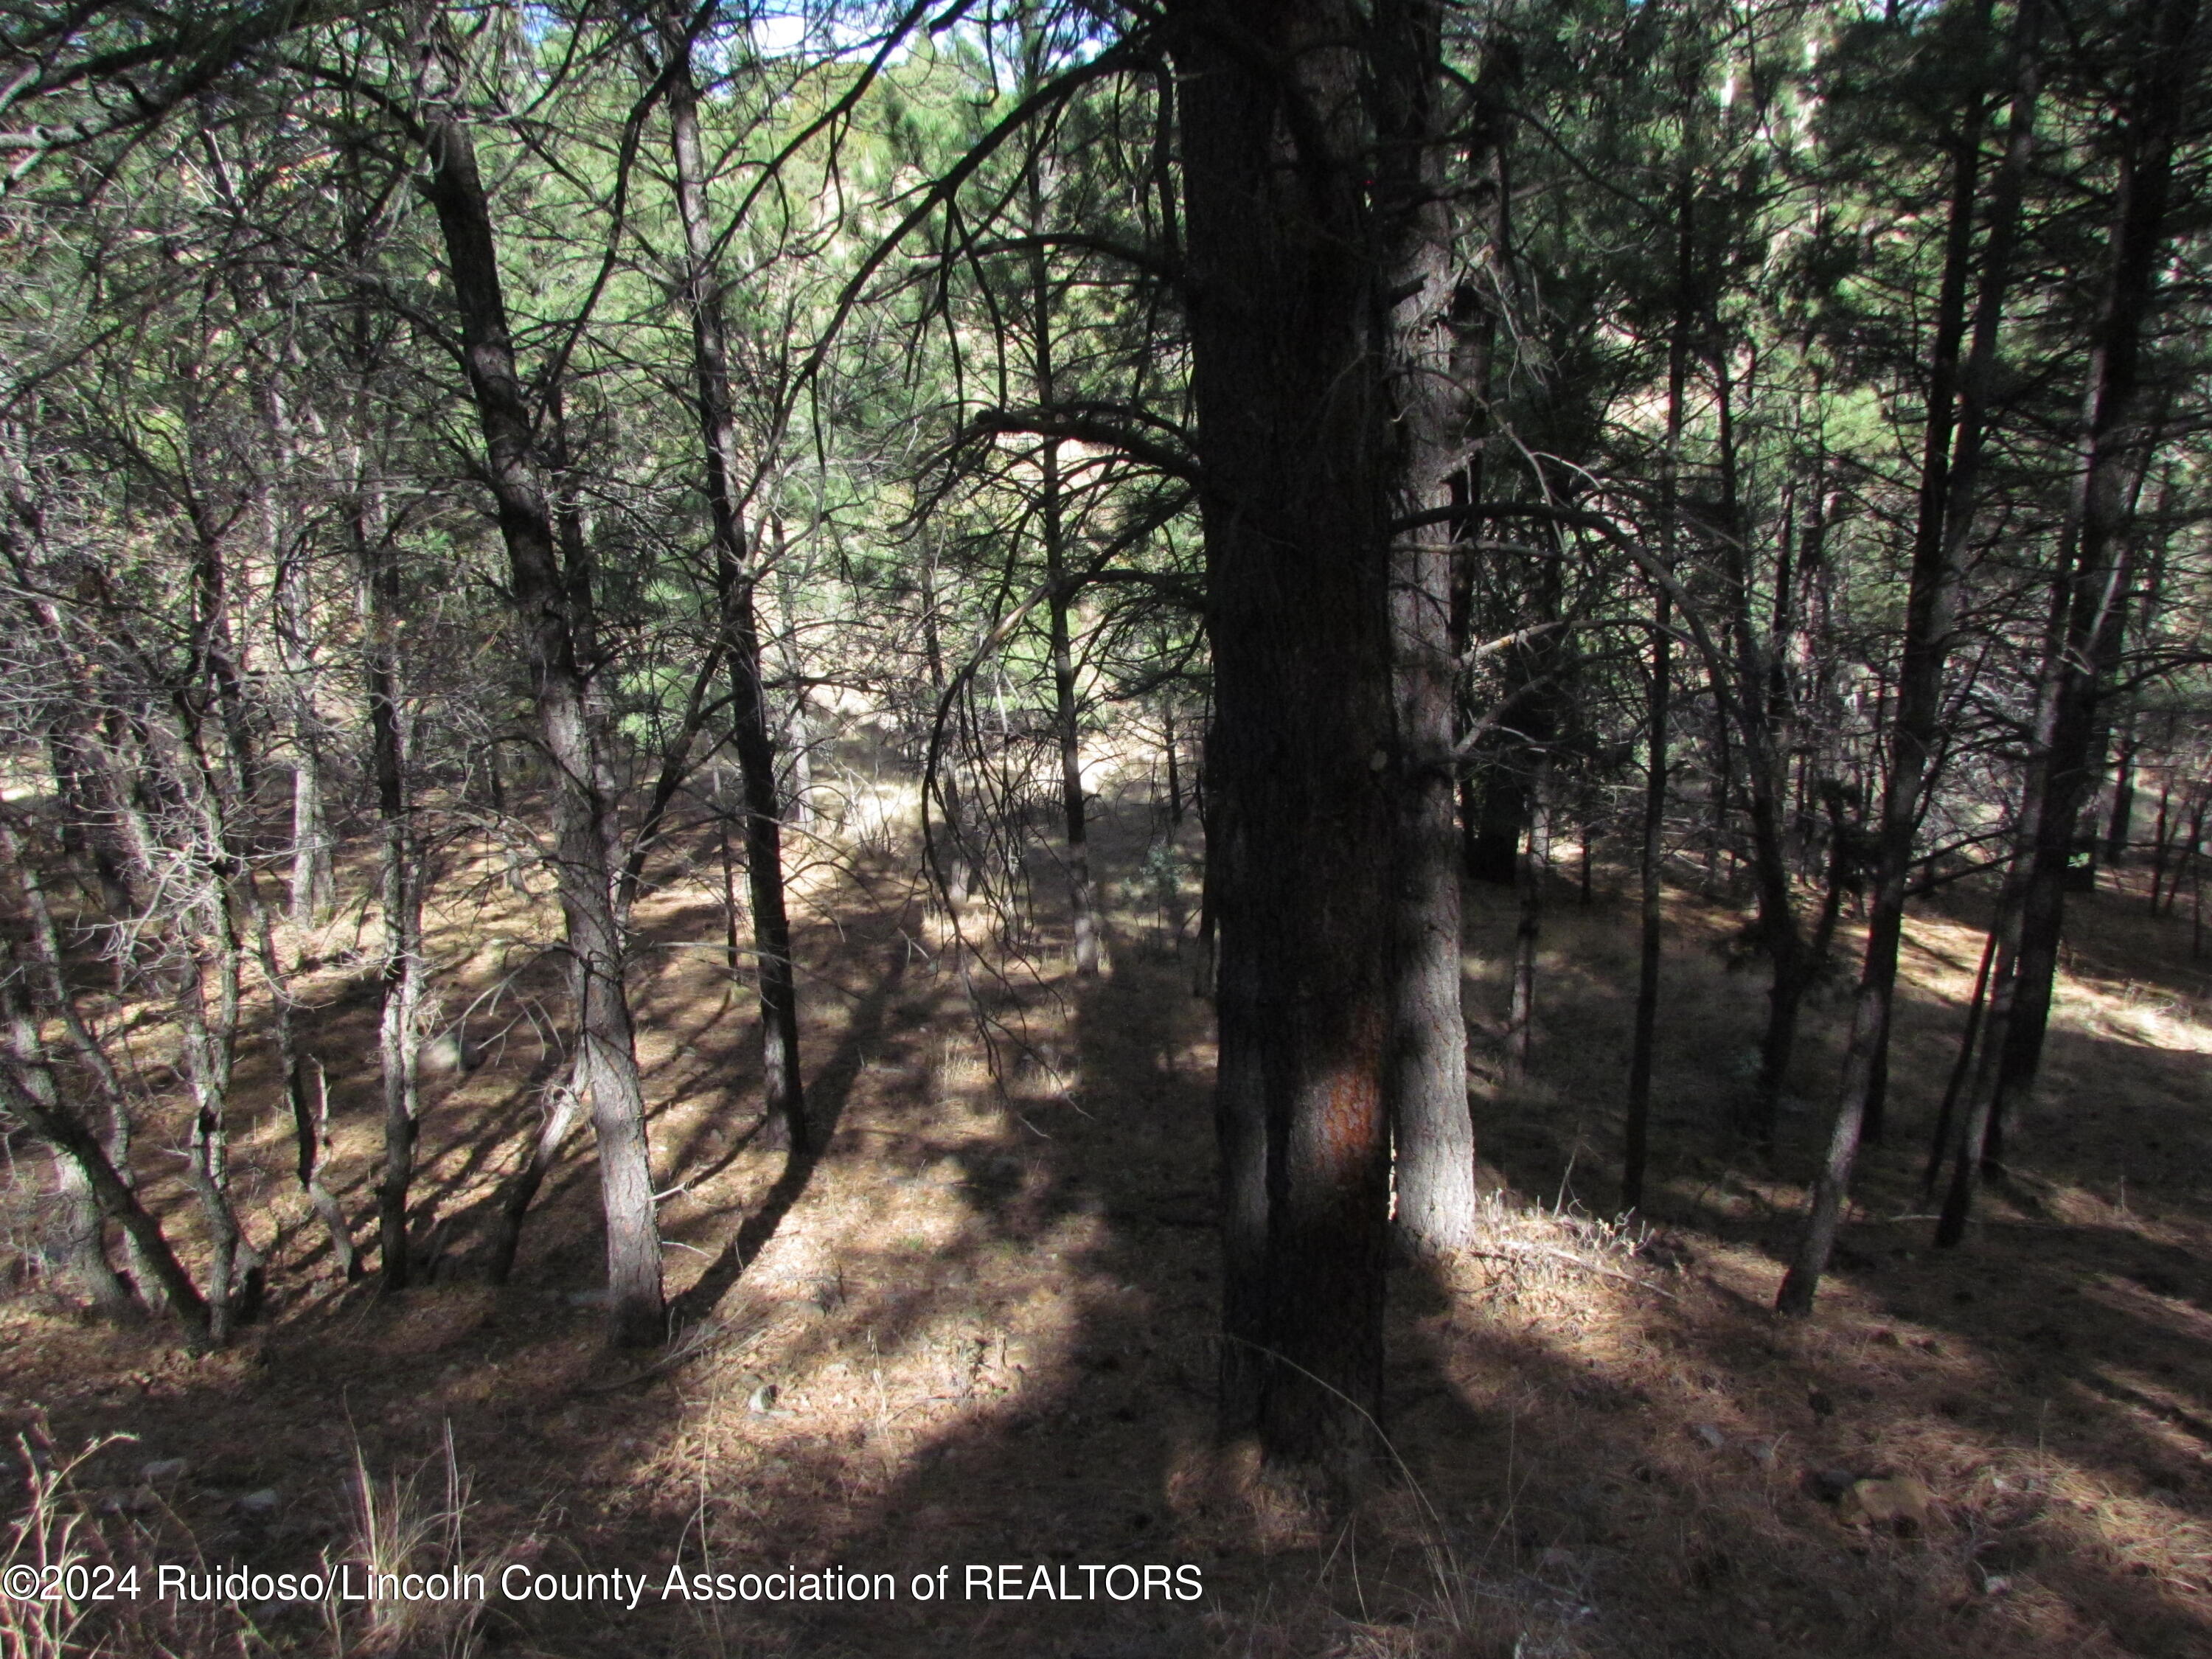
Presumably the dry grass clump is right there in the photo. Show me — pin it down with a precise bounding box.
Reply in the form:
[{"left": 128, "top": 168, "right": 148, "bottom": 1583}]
[
  {"left": 0, "top": 1430, "right": 254, "bottom": 1659},
  {"left": 0, "top": 1425, "right": 523, "bottom": 1659},
  {"left": 333, "top": 1428, "right": 508, "bottom": 1659}
]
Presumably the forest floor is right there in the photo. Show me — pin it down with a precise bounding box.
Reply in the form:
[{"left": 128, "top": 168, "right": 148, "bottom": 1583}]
[{"left": 3, "top": 787, "right": 2211, "bottom": 1659}]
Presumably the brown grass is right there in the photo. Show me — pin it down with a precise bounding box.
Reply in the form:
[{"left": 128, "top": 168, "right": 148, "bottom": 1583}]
[{"left": 3, "top": 789, "right": 2209, "bottom": 1657}]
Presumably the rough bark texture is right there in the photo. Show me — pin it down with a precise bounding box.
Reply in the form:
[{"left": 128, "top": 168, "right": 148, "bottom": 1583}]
[
  {"left": 1380, "top": 0, "right": 1475, "bottom": 1258},
  {"left": 420, "top": 87, "right": 664, "bottom": 1345},
  {"left": 1178, "top": 0, "right": 1399, "bottom": 1489}
]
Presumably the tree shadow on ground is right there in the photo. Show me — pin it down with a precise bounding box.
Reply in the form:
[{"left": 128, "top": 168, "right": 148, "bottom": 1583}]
[{"left": 7, "top": 814, "right": 2210, "bottom": 1659}]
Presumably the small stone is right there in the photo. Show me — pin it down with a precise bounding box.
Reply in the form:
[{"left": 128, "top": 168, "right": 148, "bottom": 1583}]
[
  {"left": 748, "top": 1383, "right": 782, "bottom": 1414},
  {"left": 1747, "top": 1438, "right": 1779, "bottom": 1467},
  {"left": 140, "top": 1458, "right": 188, "bottom": 1484},
  {"left": 1982, "top": 1573, "right": 2012, "bottom": 1596},
  {"left": 237, "top": 1489, "right": 280, "bottom": 1517},
  {"left": 1691, "top": 1422, "right": 1727, "bottom": 1451}
]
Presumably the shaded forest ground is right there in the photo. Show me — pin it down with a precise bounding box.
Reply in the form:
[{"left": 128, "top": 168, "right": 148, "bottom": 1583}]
[{"left": 3, "top": 782, "right": 2210, "bottom": 1658}]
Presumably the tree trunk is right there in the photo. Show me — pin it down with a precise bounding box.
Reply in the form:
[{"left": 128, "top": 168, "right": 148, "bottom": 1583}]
[
  {"left": 2150, "top": 773, "right": 2174, "bottom": 913},
  {"left": 661, "top": 12, "right": 809, "bottom": 1157},
  {"left": 0, "top": 1060, "right": 204, "bottom": 1332},
  {"left": 0, "top": 813, "right": 158, "bottom": 1305},
  {"left": 1623, "top": 156, "right": 1694, "bottom": 1216},
  {"left": 1178, "top": 0, "right": 1399, "bottom": 1488},
  {"left": 1, "top": 968, "right": 132, "bottom": 1313},
  {"left": 353, "top": 473, "right": 423, "bottom": 1292},
  {"left": 1712, "top": 349, "right": 1804, "bottom": 1143},
  {"left": 273, "top": 537, "right": 334, "bottom": 930},
  {"left": 1937, "top": 0, "right": 2197, "bottom": 1247},
  {"left": 1778, "top": 0, "right": 2038, "bottom": 1310},
  {"left": 1381, "top": 4, "right": 1478, "bottom": 1257},
  {"left": 418, "top": 83, "right": 663, "bottom": 1344},
  {"left": 488, "top": 1057, "right": 589, "bottom": 1284},
  {"left": 2106, "top": 712, "right": 2138, "bottom": 863},
  {"left": 1023, "top": 148, "right": 1101, "bottom": 979},
  {"left": 1506, "top": 812, "right": 1542, "bottom": 1086},
  {"left": 1922, "top": 925, "right": 1997, "bottom": 1194}
]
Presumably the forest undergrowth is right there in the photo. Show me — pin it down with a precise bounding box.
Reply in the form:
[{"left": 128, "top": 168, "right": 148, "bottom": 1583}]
[{"left": 3, "top": 789, "right": 2209, "bottom": 1659}]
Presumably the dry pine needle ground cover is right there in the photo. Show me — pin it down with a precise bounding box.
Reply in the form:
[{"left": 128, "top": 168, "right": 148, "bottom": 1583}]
[{"left": 2, "top": 792, "right": 2209, "bottom": 1659}]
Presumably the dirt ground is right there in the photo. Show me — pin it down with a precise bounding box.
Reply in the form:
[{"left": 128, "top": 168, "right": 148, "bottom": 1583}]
[{"left": 3, "top": 796, "right": 2209, "bottom": 1658}]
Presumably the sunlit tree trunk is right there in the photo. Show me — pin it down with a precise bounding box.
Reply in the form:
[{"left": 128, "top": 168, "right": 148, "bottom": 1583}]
[
  {"left": 1381, "top": 0, "right": 1478, "bottom": 1256},
  {"left": 660, "top": 8, "right": 809, "bottom": 1155},
  {"left": 418, "top": 80, "right": 663, "bottom": 1344}
]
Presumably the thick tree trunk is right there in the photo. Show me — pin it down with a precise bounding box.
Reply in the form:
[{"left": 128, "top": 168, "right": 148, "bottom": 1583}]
[
  {"left": 420, "top": 91, "right": 663, "bottom": 1344},
  {"left": 1380, "top": 1, "right": 1476, "bottom": 1256},
  {"left": 661, "top": 15, "right": 809, "bottom": 1157},
  {"left": 1178, "top": 0, "right": 1398, "bottom": 1488}
]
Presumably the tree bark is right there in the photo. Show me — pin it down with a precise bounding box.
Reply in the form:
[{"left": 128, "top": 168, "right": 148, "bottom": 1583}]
[
  {"left": 1178, "top": 0, "right": 1399, "bottom": 1488},
  {"left": 1, "top": 966, "right": 132, "bottom": 1313},
  {"left": 488, "top": 1058, "right": 589, "bottom": 1284},
  {"left": 417, "top": 80, "right": 664, "bottom": 1343},
  {"left": 1778, "top": 0, "right": 2039, "bottom": 1310},
  {"left": 661, "top": 10, "right": 809, "bottom": 1156},
  {"left": 1714, "top": 349, "right": 1805, "bottom": 1143},
  {"left": 1623, "top": 156, "right": 1693, "bottom": 1216},
  {"left": 1937, "top": 0, "right": 2197, "bottom": 1248},
  {"left": 351, "top": 467, "right": 423, "bottom": 1292},
  {"left": 1023, "top": 143, "right": 1101, "bottom": 979},
  {"left": 1380, "top": 0, "right": 1477, "bottom": 1256},
  {"left": 0, "top": 1061, "right": 204, "bottom": 1332}
]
